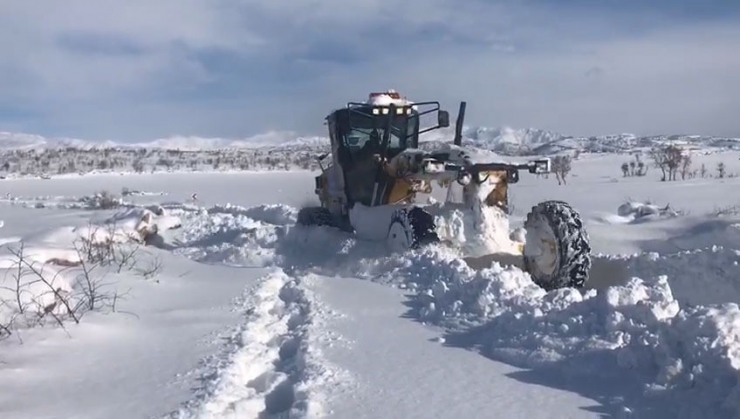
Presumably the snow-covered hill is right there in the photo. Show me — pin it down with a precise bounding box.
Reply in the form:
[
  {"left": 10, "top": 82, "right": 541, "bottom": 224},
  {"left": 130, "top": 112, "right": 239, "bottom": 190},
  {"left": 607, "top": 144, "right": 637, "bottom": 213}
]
[
  {"left": 0, "top": 132, "right": 119, "bottom": 151},
  {"left": 0, "top": 131, "right": 326, "bottom": 152},
  {"left": 460, "top": 128, "right": 740, "bottom": 155},
  {"left": 1, "top": 128, "right": 738, "bottom": 179},
  {"left": 127, "top": 131, "right": 328, "bottom": 151},
  {"left": 2, "top": 128, "right": 738, "bottom": 155}
]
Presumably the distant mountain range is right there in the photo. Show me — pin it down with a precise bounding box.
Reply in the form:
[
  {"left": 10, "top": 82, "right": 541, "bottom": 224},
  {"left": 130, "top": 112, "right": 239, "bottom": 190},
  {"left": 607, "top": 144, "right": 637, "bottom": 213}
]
[
  {"left": 0, "top": 131, "right": 326, "bottom": 151},
  {"left": 450, "top": 127, "right": 740, "bottom": 155},
  {"left": 2, "top": 127, "right": 738, "bottom": 156}
]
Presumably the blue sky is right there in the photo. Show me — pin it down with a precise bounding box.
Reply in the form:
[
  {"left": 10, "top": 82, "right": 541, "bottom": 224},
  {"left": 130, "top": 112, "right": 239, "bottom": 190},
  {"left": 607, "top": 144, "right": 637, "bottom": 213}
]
[{"left": 0, "top": 0, "right": 739, "bottom": 141}]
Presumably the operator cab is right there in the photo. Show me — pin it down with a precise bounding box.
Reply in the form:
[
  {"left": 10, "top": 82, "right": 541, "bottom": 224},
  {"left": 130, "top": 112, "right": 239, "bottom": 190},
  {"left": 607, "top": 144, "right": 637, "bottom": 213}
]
[{"left": 325, "top": 90, "right": 450, "bottom": 207}]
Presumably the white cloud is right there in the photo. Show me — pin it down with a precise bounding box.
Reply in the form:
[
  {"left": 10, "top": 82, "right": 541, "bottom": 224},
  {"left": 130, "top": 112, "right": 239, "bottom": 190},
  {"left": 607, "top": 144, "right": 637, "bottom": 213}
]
[
  {"left": 313, "top": 20, "right": 740, "bottom": 137},
  {"left": 0, "top": 0, "right": 738, "bottom": 140},
  {"left": 0, "top": 0, "right": 258, "bottom": 98}
]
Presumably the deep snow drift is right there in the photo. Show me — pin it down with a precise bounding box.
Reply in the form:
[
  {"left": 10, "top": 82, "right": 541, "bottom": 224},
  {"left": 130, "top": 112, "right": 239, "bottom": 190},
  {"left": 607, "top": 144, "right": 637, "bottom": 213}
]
[{"left": 166, "top": 197, "right": 740, "bottom": 418}]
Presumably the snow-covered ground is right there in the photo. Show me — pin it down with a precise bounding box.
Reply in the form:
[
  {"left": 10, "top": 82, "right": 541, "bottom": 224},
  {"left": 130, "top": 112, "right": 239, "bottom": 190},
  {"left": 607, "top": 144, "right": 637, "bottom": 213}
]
[{"left": 1, "top": 151, "right": 740, "bottom": 418}]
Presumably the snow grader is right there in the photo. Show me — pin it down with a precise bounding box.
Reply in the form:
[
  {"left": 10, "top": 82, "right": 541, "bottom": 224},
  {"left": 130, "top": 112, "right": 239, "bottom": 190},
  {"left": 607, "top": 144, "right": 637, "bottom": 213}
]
[{"left": 297, "top": 90, "right": 591, "bottom": 290}]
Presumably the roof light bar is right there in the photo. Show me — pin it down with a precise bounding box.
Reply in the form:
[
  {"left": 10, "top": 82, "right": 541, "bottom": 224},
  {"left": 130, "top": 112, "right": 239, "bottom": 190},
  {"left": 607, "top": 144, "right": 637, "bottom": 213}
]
[{"left": 371, "top": 106, "right": 413, "bottom": 115}]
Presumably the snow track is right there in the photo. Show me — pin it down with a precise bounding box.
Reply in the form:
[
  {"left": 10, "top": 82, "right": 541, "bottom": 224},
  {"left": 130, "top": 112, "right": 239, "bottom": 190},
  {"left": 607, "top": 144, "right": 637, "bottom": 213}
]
[
  {"left": 169, "top": 269, "right": 347, "bottom": 419},
  {"left": 166, "top": 202, "right": 740, "bottom": 418}
]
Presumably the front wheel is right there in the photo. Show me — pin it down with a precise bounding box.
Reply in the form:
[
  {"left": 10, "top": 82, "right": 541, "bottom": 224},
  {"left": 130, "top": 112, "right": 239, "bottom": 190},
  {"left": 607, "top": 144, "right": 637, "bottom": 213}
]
[
  {"left": 296, "top": 206, "right": 333, "bottom": 227},
  {"left": 387, "top": 207, "right": 440, "bottom": 252},
  {"left": 523, "top": 200, "right": 591, "bottom": 290}
]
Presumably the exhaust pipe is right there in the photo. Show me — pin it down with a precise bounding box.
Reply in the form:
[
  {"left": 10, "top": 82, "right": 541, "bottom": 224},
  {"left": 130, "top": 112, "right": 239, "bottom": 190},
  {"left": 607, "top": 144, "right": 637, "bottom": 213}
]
[{"left": 453, "top": 101, "right": 466, "bottom": 146}]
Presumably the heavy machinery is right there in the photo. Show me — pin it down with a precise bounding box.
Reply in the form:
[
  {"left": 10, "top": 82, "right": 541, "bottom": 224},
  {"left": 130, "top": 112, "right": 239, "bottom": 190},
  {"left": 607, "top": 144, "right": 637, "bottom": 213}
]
[{"left": 297, "top": 90, "right": 591, "bottom": 290}]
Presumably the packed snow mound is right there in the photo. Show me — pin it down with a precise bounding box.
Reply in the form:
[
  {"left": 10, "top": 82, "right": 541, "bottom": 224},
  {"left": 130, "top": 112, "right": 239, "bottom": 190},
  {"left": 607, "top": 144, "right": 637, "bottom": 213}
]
[
  {"left": 594, "top": 201, "right": 682, "bottom": 224},
  {"left": 207, "top": 203, "right": 298, "bottom": 226},
  {"left": 173, "top": 204, "right": 297, "bottom": 267},
  {"left": 168, "top": 201, "right": 740, "bottom": 417},
  {"left": 385, "top": 248, "right": 740, "bottom": 418},
  {"left": 106, "top": 207, "right": 182, "bottom": 240},
  {"left": 610, "top": 246, "right": 740, "bottom": 307},
  {"left": 617, "top": 201, "right": 681, "bottom": 220}
]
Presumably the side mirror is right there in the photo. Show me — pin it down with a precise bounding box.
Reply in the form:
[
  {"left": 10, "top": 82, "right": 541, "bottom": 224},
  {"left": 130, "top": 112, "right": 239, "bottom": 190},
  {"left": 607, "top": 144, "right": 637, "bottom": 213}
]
[
  {"left": 438, "top": 110, "right": 450, "bottom": 128},
  {"left": 506, "top": 168, "right": 520, "bottom": 184},
  {"left": 528, "top": 158, "right": 551, "bottom": 174}
]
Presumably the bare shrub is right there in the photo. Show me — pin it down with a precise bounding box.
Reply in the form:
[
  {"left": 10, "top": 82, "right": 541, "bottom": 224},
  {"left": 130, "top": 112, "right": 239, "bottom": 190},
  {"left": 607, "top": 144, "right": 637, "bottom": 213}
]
[
  {"left": 79, "top": 190, "right": 122, "bottom": 210},
  {"left": 680, "top": 153, "right": 692, "bottom": 180},
  {"left": 551, "top": 155, "right": 572, "bottom": 185},
  {"left": 649, "top": 145, "right": 685, "bottom": 181},
  {"left": 711, "top": 204, "right": 740, "bottom": 217},
  {"left": 135, "top": 254, "right": 163, "bottom": 281},
  {"left": 620, "top": 156, "right": 647, "bottom": 177},
  {"left": 0, "top": 223, "right": 162, "bottom": 341},
  {"left": 1, "top": 244, "right": 82, "bottom": 335},
  {"left": 717, "top": 162, "right": 726, "bottom": 179}
]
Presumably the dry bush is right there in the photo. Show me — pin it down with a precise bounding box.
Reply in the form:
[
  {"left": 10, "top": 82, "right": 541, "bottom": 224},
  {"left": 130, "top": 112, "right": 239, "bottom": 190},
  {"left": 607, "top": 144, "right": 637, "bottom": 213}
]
[
  {"left": 551, "top": 155, "right": 572, "bottom": 185},
  {"left": 0, "top": 225, "right": 162, "bottom": 342},
  {"left": 717, "top": 162, "right": 726, "bottom": 178},
  {"left": 649, "top": 145, "right": 694, "bottom": 181},
  {"left": 79, "top": 190, "right": 122, "bottom": 210},
  {"left": 711, "top": 204, "right": 740, "bottom": 217}
]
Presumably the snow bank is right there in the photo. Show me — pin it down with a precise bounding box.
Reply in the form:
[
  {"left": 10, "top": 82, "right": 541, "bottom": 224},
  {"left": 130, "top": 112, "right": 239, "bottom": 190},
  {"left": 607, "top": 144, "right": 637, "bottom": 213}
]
[
  {"left": 612, "top": 246, "right": 740, "bottom": 307},
  {"left": 172, "top": 203, "right": 298, "bottom": 267},
  {"left": 172, "top": 201, "right": 740, "bottom": 417},
  {"left": 207, "top": 203, "right": 298, "bottom": 226},
  {"left": 390, "top": 248, "right": 740, "bottom": 417},
  {"left": 595, "top": 201, "right": 683, "bottom": 225},
  {"left": 102, "top": 206, "right": 182, "bottom": 241}
]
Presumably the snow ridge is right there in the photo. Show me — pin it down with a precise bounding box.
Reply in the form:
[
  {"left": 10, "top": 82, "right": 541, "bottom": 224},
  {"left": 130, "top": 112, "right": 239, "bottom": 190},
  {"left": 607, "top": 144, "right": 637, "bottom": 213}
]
[
  {"left": 169, "top": 202, "right": 740, "bottom": 418},
  {"left": 377, "top": 248, "right": 740, "bottom": 418},
  {"left": 168, "top": 269, "right": 347, "bottom": 419}
]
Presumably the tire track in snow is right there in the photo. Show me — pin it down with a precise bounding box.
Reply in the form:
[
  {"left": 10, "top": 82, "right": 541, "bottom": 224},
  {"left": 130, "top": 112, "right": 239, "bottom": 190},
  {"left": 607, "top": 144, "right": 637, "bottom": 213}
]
[{"left": 167, "top": 270, "right": 349, "bottom": 419}]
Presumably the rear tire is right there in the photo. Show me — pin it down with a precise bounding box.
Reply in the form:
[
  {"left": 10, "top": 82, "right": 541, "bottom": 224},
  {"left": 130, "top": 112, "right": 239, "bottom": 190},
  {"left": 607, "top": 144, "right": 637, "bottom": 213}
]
[
  {"left": 387, "top": 206, "right": 440, "bottom": 252},
  {"left": 523, "top": 200, "right": 591, "bottom": 290}
]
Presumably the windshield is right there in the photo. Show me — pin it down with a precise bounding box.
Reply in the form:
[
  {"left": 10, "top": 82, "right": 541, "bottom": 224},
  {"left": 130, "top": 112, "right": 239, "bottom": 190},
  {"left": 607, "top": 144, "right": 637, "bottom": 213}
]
[
  {"left": 346, "top": 127, "right": 400, "bottom": 149},
  {"left": 345, "top": 112, "right": 419, "bottom": 152}
]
